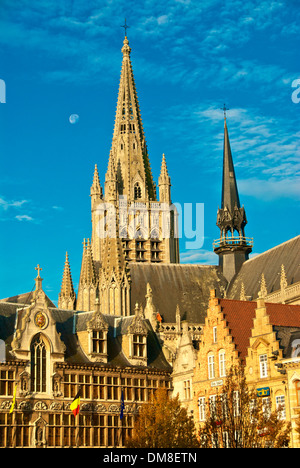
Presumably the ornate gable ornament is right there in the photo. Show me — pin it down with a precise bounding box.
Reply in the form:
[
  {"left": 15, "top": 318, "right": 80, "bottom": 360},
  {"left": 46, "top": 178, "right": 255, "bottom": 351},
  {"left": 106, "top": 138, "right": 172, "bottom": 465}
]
[
  {"left": 11, "top": 265, "right": 66, "bottom": 360},
  {"left": 128, "top": 303, "right": 147, "bottom": 335},
  {"left": 87, "top": 300, "right": 109, "bottom": 332},
  {"left": 259, "top": 273, "right": 268, "bottom": 298}
]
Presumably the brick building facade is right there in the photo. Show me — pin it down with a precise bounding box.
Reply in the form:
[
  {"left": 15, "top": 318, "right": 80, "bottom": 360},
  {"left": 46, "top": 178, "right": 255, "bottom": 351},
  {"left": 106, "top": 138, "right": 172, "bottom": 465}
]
[{"left": 192, "top": 289, "right": 300, "bottom": 447}]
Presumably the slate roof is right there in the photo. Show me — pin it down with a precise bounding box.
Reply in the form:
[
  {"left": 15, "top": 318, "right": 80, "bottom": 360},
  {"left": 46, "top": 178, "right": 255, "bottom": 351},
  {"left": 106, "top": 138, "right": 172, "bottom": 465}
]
[
  {"left": 73, "top": 310, "right": 171, "bottom": 370},
  {"left": 0, "top": 292, "right": 56, "bottom": 308},
  {"left": 129, "top": 263, "right": 228, "bottom": 324},
  {"left": 0, "top": 302, "right": 18, "bottom": 343},
  {"left": 0, "top": 302, "right": 171, "bottom": 371},
  {"left": 227, "top": 235, "right": 300, "bottom": 300},
  {"left": 219, "top": 298, "right": 300, "bottom": 360}
]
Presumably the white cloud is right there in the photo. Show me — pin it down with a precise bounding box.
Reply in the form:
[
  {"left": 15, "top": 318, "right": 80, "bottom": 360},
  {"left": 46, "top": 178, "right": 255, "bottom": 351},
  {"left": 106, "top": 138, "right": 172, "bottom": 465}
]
[
  {"left": 15, "top": 215, "right": 34, "bottom": 222},
  {"left": 238, "top": 177, "right": 300, "bottom": 200},
  {"left": 148, "top": 101, "right": 300, "bottom": 202},
  {"left": 180, "top": 248, "right": 218, "bottom": 264},
  {"left": 0, "top": 197, "right": 29, "bottom": 210}
]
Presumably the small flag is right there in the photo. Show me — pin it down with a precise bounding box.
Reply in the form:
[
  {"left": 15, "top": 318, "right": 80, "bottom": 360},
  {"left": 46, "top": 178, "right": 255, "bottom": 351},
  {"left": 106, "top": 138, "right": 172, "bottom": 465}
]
[
  {"left": 120, "top": 390, "right": 125, "bottom": 420},
  {"left": 70, "top": 388, "right": 81, "bottom": 417},
  {"left": 9, "top": 383, "right": 17, "bottom": 414},
  {"left": 156, "top": 312, "right": 162, "bottom": 323}
]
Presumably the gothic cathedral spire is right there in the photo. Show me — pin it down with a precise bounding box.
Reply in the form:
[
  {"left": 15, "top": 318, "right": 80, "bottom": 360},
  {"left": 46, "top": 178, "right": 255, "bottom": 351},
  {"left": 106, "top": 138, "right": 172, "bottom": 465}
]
[
  {"left": 58, "top": 252, "right": 76, "bottom": 310},
  {"left": 108, "top": 36, "right": 156, "bottom": 202},
  {"left": 158, "top": 153, "right": 171, "bottom": 204},
  {"left": 221, "top": 118, "right": 241, "bottom": 213}
]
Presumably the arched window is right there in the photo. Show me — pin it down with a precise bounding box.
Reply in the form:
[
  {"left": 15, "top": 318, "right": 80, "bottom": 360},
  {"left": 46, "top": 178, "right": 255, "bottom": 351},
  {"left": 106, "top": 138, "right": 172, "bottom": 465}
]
[
  {"left": 134, "top": 183, "right": 142, "bottom": 200},
  {"left": 30, "top": 334, "right": 48, "bottom": 393}
]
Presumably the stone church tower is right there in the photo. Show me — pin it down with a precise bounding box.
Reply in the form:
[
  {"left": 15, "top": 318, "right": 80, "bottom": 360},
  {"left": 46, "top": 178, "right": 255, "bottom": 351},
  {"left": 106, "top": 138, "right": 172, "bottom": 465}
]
[{"left": 59, "top": 35, "right": 180, "bottom": 314}]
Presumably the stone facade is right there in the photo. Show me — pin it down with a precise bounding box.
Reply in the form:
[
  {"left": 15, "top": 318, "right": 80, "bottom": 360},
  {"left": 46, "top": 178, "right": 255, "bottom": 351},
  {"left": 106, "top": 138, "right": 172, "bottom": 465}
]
[{"left": 0, "top": 272, "right": 172, "bottom": 448}]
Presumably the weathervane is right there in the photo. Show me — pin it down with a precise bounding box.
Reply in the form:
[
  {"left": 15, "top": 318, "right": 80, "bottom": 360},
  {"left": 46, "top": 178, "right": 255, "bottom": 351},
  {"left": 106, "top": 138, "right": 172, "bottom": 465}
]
[
  {"left": 121, "top": 19, "right": 130, "bottom": 37},
  {"left": 220, "top": 103, "right": 229, "bottom": 120}
]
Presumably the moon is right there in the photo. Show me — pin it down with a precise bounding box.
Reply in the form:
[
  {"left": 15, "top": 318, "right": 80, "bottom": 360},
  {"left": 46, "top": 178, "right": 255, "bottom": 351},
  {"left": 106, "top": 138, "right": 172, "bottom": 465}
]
[{"left": 69, "top": 114, "right": 79, "bottom": 124}]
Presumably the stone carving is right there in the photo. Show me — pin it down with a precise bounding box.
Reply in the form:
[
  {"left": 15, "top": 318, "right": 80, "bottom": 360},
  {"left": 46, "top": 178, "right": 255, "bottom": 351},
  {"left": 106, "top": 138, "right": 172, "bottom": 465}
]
[{"left": 34, "top": 401, "right": 48, "bottom": 411}]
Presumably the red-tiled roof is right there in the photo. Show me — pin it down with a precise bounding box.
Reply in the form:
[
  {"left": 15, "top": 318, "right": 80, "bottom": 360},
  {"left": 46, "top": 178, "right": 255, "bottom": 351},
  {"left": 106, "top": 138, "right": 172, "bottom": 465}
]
[{"left": 219, "top": 298, "right": 300, "bottom": 360}]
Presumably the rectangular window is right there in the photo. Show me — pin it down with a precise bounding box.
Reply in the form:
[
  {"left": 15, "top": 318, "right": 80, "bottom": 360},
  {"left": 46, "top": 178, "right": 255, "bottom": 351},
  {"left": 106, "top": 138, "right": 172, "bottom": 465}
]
[
  {"left": 249, "top": 399, "right": 257, "bottom": 423},
  {"left": 233, "top": 391, "right": 240, "bottom": 417},
  {"left": 133, "top": 335, "right": 146, "bottom": 357},
  {"left": 221, "top": 393, "right": 228, "bottom": 419},
  {"left": 219, "top": 351, "right": 226, "bottom": 377},
  {"left": 184, "top": 380, "right": 191, "bottom": 400},
  {"left": 133, "top": 378, "right": 146, "bottom": 402},
  {"left": 62, "top": 413, "right": 76, "bottom": 447},
  {"left": 92, "top": 414, "right": 105, "bottom": 447},
  {"left": 213, "top": 327, "right": 217, "bottom": 343},
  {"left": 63, "top": 373, "right": 76, "bottom": 399},
  {"left": 48, "top": 414, "right": 62, "bottom": 447},
  {"left": 259, "top": 354, "right": 268, "bottom": 378},
  {"left": 209, "top": 395, "right": 217, "bottom": 417},
  {"left": 107, "top": 415, "right": 119, "bottom": 447},
  {"left": 78, "top": 373, "right": 91, "bottom": 399},
  {"left": 148, "top": 378, "right": 158, "bottom": 400},
  {"left": 0, "top": 370, "right": 14, "bottom": 395},
  {"left": 208, "top": 355, "right": 215, "bottom": 379},
  {"left": 92, "top": 330, "right": 105, "bottom": 354},
  {"left": 198, "top": 397, "right": 206, "bottom": 422},
  {"left": 93, "top": 375, "right": 105, "bottom": 400},
  {"left": 107, "top": 376, "right": 119, "bottom": 401},
  {"left": 262, "top": 397, "right": 271, "bottom": 418},
  {"left": 276, "top": 395, "right": 286, "bottom": 420}
]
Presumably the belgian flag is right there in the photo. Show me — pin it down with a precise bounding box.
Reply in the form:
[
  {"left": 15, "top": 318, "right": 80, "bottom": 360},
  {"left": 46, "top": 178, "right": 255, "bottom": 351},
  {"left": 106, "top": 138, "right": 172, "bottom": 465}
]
[{"left": 70, "top": 388, "right": 81, "bottom": 417}]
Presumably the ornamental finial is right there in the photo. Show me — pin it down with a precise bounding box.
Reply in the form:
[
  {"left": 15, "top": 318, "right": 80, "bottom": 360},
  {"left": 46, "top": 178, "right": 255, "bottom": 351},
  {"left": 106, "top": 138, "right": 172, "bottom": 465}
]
[{"left": 121, "top": 18, "right": 130, "bottom": 37}]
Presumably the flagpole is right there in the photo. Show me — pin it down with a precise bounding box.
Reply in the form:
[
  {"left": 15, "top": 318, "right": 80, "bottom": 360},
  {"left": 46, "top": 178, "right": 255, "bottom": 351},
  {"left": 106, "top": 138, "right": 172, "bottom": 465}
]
[
  {"left": 70, "top": 385, "right": 82, "bottom": 448},
  {"left": 118, "top": 387, "right": 125, "bottom": 448},
  {"left": 9, "top": 382, "right": 18, "bottom": 448},
  {"left": 12, "top": 409, "right": 17, "bottom": 448}
]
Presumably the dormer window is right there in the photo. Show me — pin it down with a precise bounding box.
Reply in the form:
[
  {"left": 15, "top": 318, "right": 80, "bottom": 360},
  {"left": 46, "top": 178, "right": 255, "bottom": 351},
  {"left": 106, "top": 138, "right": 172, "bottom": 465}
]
[
  {"left": 92, "top": 330, "right": 106, "bottom": 354},
  {"left": 88, "top": 326, "right": 108, "bottom": 361},
  {"left": 133, "top": 334, "right": 146, "bottom": 358},
  {"left": 127, "top": 306, "right": 148, "bottom": 366},
  {"left": 86, "top": 308, "right": 109, "bottom": 363}
]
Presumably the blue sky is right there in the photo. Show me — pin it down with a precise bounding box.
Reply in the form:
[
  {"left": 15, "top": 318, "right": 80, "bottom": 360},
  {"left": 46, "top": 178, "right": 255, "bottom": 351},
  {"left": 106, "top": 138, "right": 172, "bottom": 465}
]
[{"left": 0, "top": 0, "right": 299, "bottom": 304}]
